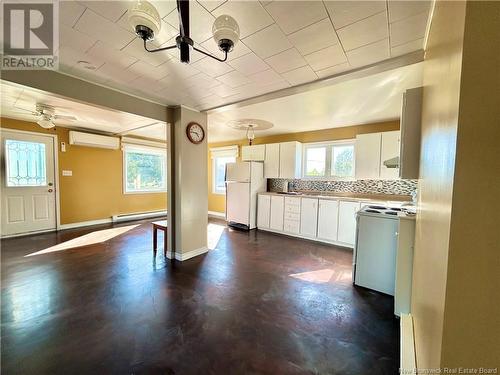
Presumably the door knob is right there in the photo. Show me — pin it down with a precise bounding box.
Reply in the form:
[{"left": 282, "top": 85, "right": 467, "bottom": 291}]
[
  {"left": 48, "top": 182, "right": 53, "bottom": 186},
  {"left": 48, "top": 189, "right": 53, "bottom": 193}
]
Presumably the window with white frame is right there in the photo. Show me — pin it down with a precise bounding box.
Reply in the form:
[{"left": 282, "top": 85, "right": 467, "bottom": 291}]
[
  {"left": 123, "top": 145, "right": 166, "bottom": 193},
  {"left": 210, "top": 145, "right": 238, "bottom": 194},
  {"left": 303, "top": 141, "right": 355, "bottom": 179}
]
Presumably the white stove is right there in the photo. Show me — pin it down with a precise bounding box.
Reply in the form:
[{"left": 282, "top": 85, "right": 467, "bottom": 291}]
[{"left": 358, "top": 204, "right": 416, "bottom": 220}]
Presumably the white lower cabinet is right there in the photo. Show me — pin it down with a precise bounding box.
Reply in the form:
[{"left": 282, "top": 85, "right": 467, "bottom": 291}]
[
  {"left": 257, "top": 194, "right": 271, "bottom": 229},
  {"left": 337, "top": 201, "right": 361, "bottom": 245},
  {"left": 317, "top": 199, "right": 339, "bottom": 242},
  {"left": 300, "top": 198, "right": 318, "bottom": 238},
  {"left": 283, "top": 197, "right": 301, "bottom": 234},
  {"left": 269, "top": 196, "right": 284, "bottom": 231}
]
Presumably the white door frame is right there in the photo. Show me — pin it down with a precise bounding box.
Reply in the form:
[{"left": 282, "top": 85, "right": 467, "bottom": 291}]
[{"left": 1, "top": 128, "right": 61, "bottom": 236}]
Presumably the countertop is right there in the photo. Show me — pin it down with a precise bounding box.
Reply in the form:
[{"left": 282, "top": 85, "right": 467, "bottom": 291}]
[{"left": 259, "top": 191, "right": 413, "bottom": 205}]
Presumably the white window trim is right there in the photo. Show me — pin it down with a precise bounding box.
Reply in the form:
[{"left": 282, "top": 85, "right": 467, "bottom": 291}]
[
  {"left": 123, "top": 144, "right": 167, "bottom": 194},
  {"left": 210, "top": 145, "right": 238, "bottom": 195},
  {"left": 302, "top": 139, "right": 356, "bottom": 181}
]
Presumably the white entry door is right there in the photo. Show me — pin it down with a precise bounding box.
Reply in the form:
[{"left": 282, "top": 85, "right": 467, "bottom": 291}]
[{"left": 1, "top": 130, "right": 57, "bottom": 236}]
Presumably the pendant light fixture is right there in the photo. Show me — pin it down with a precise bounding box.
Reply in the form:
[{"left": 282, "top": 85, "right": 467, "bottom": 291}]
[
  {"left": 227, "top": 119, "right": 274, "bottom": 145},
  {"left": 129, "top": 0, "right": 240, "bottom": 64}
]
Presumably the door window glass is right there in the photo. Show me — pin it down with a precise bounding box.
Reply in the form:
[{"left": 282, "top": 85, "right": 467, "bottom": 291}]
[{"left": 5, "top": 140, "right": 47, "bottom": 186}]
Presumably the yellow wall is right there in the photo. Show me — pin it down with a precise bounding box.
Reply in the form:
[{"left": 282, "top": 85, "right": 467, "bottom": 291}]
[
  {"left": 207, "top": 120, "right": 400, "bottom": 213},
  {"left": 413, "top": 0, "right": 500, "bottom": 369},
  {"left": 1, "top": 118, "right": 167, "bottom": 225}
]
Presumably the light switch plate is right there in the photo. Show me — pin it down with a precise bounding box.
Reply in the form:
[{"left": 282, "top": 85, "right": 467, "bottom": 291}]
[{"left": 62, "top": 170, "right": 72, "bottom": 176}]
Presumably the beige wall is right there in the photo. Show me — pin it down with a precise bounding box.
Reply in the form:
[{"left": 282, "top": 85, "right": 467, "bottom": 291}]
[
  {"left": 440, "top": 1, "right": 500, "bottom": 368},
  {"left": 1, "top": 118, "right": 167, "bottom": 224},
  {"left": 413, "top": 0, "right": 500, "bottom": 369},
  {"left": 207, "top": 120, "right": 400, "bottom": 213}
]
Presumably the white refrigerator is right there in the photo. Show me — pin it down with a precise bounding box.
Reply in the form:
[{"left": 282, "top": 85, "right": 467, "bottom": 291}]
[{"left": 225, "top": 161, "right": 266, "bottom": 230}]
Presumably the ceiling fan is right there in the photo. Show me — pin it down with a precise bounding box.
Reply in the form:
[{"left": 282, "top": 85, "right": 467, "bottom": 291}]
[
  {"left": 128, "top": 0, "right": 240, "bottom": 64},
  {"left": 15, "top": 104, "right": 77, "bottom": 129}
]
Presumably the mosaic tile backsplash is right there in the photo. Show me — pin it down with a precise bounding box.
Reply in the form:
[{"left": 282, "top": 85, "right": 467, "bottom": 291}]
[{"left": 268, "top": 178, "right": 417, "bottom": 196}]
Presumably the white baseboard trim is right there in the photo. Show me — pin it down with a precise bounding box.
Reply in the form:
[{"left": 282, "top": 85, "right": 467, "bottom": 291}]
[
  {"left": 400, "top": 313, "right": 416, "bottom": 373},
  {"left": 58, "top": 218, "right": 112, "bottom": 230},
  {"left": 166, "top": 246, "right": 209, "bottom": 261},
  {"left": 208, "top": 211, "right": 225, "bottom": 219},
  {"left": 1, "top": 228, "right": 56, "bottom": 239}
]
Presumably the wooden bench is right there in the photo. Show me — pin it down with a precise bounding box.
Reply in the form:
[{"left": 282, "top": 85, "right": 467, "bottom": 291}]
[{"left": 152, "top": 220, "right": 167, "bottom": 257}]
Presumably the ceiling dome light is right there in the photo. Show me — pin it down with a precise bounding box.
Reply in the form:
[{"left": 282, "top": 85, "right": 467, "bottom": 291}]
[
  {"left": 129, "top": 0, "right": 161, "bottom": 42},
  {"left": 212, "top": 15, "right": 240, "bottom": 53},
  {"left": 37, "top": 117, "right": 55, "bottom": 129}
]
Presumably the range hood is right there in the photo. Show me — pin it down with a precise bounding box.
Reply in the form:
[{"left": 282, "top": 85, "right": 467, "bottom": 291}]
[{"left": 383, "top": 156, "right": 400, "bottom": 169}]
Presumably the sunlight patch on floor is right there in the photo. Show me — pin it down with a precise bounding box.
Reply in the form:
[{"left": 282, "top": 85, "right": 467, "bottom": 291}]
[
  {"left": 25, "top": 225, "right": 139, "bottom": 257},
  {"left": 207, "top": 223, "right": 225, "bottom": 250},
  {"left": 289, "top": 269, "right": 336, "bottom": 284}
]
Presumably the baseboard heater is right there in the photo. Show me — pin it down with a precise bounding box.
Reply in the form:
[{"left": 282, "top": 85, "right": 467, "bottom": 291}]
[
  {"left": 112, "top": 210, "right": 167, "bottom": 223},
  {"left": 400, "top": 313, "right": 417, "bottom": 374}
]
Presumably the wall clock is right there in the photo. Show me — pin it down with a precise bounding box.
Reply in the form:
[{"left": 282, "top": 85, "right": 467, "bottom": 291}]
[{"left": 186, "top": 122, "right": 205, "bottom": 144}]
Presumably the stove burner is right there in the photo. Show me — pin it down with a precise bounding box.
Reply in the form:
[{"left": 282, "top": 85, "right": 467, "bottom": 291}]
[
  {"left": 365, "top": 209, "right": 381, "bottom": 213},
  {"left": 389, "top": 207, "right": 402, "bottom": 211},
  {"left": 384, "top": 211, "right": 398, "bottom": 215},
  {"left": 369, "top": 205, "right": 386, "bottom": 210}
]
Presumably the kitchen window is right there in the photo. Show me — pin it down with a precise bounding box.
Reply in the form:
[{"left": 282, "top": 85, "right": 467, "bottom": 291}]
[
  {"left": 303, "top": 141, "right": 355, "bottom": 179},
  {"left": 123, "top": 146, "right": 167, "bottom": 193},
  {"left": 210, "top": 145, "right": 239, "bottom": 195}
]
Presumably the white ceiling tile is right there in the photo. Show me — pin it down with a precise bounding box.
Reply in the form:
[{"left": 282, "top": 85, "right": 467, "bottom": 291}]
[
  {"left": 212, "top": 1, "right": 274, "bottom": 38},
  {"left": 66, "top": 63, "right": 111, "bottom": 85},
  {"left": 248, "top": 69, "right": 284, "bottom": 85},
  {"left": 265, "top": 48, "right": 307, "bottom": 74},
  {"left": 287, "top": 18, "right": 339, "bottom": 56},
  {"left": 59, "top": 24, "right": 96, "bottom": 52},
  {"left": 264, "top": 1, "right": 328, "bottom": 35},
  {"left": 197, "top": 0, "right": 227, "bottom": 12},
  {"left": 157, "top": 75, "right": 190, "bottom": 94},
  {"left": 87, "top": 41, "right": 137, "bottom": 68},
  {"left": 211, "top": 84, "right": 241, "bottom": 98},
  {"left": 388, "top": 1, "right": 431, "bottom": 23},
  {"left": 191, "top": 57, "right": 234, "bottom": 77},
  {"left": 59, "top": 46, "right": 106, "bottom": 70},
  {"left": 337, "top": 11, "right": 389, "bottom": 51},
  {"left": 161, "top": 58, "right": 201, "bottom": 78},
  {"left": 75, "top": 9, "right": 135, "bottom": 49},
  {"left": 346, "top": 38, "right": 390, "bottom": 67},
  {"left": 60, "top": 1, "right": 86, "bottom": 27},
  {"left": 324, "top": 1, "right": 386, "bottom": 29},
  {"left": 184, "top": 73, "right": 221, "bottom": 90},
  {"left": 97, "top": 62, "right": 141, "bottom": 83},
  {"left": 121, "top": 38, "right": 172, "bottom": 67},
  {"left": 315, "top": 62, "right": 350, "bottom": 78},
  {"left": 391, "top": 38, "right": 424, "bottom": 57},
  {"left": 164, "top": 1, "right": 215, "bottom": 43},
  {"left": 390, "top": 12, "right": 428, "bottom": 46},
  {"left": 200, "top": 38, "right": 252, "bottom": 61},
  {"left": 126, "top": 60, "right": 169, "bottom": 80},
  {"left": 281, "top": 65, "right": 318, "bottom": 86},
  {"left": 304, "top": 44, "right": 347, "bottom": 71},
  {"left": 78, "top": 1, "right": 129, "bottom": 22},
  {"left": 228, "top": 53, "right": 269, "bottom": 75},
  {"left": 150, "top": 0, "right": 178, "bottom": 18},
  {"left": 242, "top": 24, "right": 292, "bottom": 59},
  {"left": 216, "top": 70, "right": 252, "bottom": 88},
  {"left": 161, "top": 39, "right": 208, "bottom": 63}
]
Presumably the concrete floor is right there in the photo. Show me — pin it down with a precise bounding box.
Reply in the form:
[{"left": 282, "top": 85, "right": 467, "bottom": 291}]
[{"left": 1, "top": 219, "right": 399, "bottom": 374}]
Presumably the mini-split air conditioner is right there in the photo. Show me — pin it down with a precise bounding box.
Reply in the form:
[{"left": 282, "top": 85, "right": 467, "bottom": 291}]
[{"left": 69, "top": 131, "right": 120, "bottom": 150}]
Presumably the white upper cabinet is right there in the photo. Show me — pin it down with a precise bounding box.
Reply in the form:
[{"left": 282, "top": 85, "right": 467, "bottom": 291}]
[
  {"left": 400, "top": 87, "right": 423, "bottom": 179},
  {"left": 337, "top": 201, "right": 361, "bottom": 245},
  {"left": 264, "top": 143, "right": 280, "bottom": 178},
  {"left": 380, "top": 131, "right": 401, "bottom": 180},
  {"left": 355, "top": 133, "right": 381, "bottom": 180},
  {"left": 279, "top": 141, "right": 302, "bottom": 179},
  {"left": 300, "top": 198, "right": 318, "bottom": 238},
  {"left": 242, "top": 144, "right": 266, "bottom": 161},
  {"left": 317, "top": 199, "right": 339, "bottom": 242}
]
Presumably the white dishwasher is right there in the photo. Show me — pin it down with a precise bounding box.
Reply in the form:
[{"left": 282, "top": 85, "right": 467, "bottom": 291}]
[{"left": 353, "top": 205, "right": 416, "bottom": 316}]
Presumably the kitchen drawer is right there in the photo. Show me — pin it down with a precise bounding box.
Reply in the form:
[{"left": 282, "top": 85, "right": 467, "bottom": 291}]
[
  {"left": 284, "top": 197, "right": 301, "bottom": 206},
  {"left": 284, "top": 212, "right": 300, "bottom": 221},
  {"left": 284, "top": 220, "right": 300, "bottom": 234},
  {"left": 284, "top": 204, "right": 301, "bottom": 214}
]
